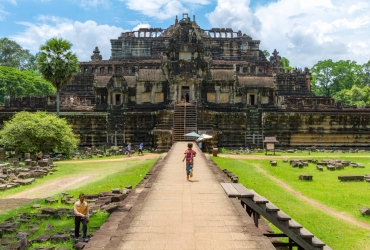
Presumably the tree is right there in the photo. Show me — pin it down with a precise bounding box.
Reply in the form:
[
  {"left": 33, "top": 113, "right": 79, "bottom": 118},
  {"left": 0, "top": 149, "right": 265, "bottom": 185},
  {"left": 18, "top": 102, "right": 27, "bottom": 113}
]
[
  {"left": 311, "top": 59, "right": 364, "bottom": 97},
  {"left": 0, "top": 66, "right": 55, "bottom": 104},
  {"left": 281, "top": 57, "right": 293, "bottom": 71},
  {"left": 37, "top": 38, "right": 80, "bottom": 117},
  {"left": 262, "top": 50, "right": 270, "bottom": 59},
  {"left": 0, "top": 38, "right": 37, "bottom": 70},
  {"left": 333, "top": 85, "right": 370, "bottom": 107},
  {"left": 0, "top": 111, "right": 79, "bottom": 155}
]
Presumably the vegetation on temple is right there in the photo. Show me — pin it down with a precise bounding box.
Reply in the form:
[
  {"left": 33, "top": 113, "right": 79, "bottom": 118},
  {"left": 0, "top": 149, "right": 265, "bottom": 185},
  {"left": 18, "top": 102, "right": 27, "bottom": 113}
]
[
  {"left": 0, "top": 111, "right": 79, "bottom": 155},
  {"left": 0, "top": 38, "right": 38, "bottom": 70},
  {"left": 0, "top": 66, "right": 55, "bottom": 105},
  {"left": 36, "top": 38, "right": 80, "bottom": 117}
]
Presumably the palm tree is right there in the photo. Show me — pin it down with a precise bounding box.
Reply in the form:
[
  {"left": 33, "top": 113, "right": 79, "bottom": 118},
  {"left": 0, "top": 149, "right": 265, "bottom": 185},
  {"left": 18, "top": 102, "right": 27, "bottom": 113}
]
[{"left": 37, "top": 38, "right": 80, "bottom": 117}]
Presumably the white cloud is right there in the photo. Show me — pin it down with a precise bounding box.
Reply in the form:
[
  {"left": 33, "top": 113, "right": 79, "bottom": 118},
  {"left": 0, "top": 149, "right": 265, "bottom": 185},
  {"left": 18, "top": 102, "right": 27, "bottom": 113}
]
[
  {"left": 10, "top": 16, "right": 126, "bottom": 61},
  {"left": 239, "top": 0, "right": 370, "bottom": 68},
  {"left": 124, "top": 0, "right": 211, "bottom": 20},
  {"left": 79, "top": 0, "right": 111, "bottom": 9},
  {"left": 0, "top": 6, "right": 9, "bottom": 21},
  {"left": 125, "top": 0, "right": 185, "bottom": 20},
  {"left": 4, "top": 0, "right": 17, "bottom": 5},
  {"left": 132, "top": 23, "right": 151, "bottom": 31},
  {"left": 206, "top": 0, "right": 261, "bottom": 38}
]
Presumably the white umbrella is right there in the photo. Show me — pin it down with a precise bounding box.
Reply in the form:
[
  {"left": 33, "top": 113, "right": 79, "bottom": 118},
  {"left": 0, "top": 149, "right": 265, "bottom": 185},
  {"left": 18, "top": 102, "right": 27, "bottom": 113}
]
[
  {"left": 183, "top": 131, "right": 201, "bottom": 137},
  {"left": 196, "top": 134, "right": 212, "bottom": 141}
]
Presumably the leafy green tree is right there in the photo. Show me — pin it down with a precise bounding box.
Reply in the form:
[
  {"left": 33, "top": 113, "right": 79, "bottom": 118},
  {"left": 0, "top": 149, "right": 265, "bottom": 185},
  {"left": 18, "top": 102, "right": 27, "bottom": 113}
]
[
  {"left": 262, "top": 50, "right": 270, "bottom": 59},
  {"left": 0, "top": 38, "right": 37, "bottom": 70},
  {"left": 333, "top": 85, "right": 370, "bottom": 107},
  {"left": 37, "top": 38, "right": 80, "bottom": 117},
  {"left": 281, "top": 57, "right": 293, "bottom": 71},
  {"left": 0, "top": 111, "right": 79, "bottom": 155},
  {"left": 0, "top": 66, "right": 55, "bottom": 104},
  {"left": 361, "top": 60, "right": 370, "bottom": 86},
  {"left": 311, "top": 59, "right": 364, "bottom": 97}
]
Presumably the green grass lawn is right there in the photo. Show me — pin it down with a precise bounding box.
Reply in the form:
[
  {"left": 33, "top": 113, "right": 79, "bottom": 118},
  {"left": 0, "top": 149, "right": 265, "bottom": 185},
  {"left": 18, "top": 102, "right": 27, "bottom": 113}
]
[{"left": 212, "top": 152, "right": 370, "bottom": 250}]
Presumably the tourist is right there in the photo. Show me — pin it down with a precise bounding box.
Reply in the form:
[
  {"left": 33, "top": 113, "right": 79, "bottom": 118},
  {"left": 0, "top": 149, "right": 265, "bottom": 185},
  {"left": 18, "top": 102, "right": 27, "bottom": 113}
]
[
  {"left": 126, "top": 143, "right": 131, "bottom": 157},
  {"left": 182, "top": 142, "right": 196, "bottom": 180},
  {"left": 138, "top": 142, "right": 144, "bottom": 155},
  {"left": 74, "top": 193, "right": 89, "bottom": 242},
  {"left": 198, "top": 141, "right": 202, "bottom": 151},
  {"left": 185, "top": 93, "right": 189, "bottom": 102}
]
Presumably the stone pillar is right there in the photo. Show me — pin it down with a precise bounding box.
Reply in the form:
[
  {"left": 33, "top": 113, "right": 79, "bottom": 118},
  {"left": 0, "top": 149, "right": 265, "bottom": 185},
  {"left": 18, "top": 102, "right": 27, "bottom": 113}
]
[
  {"left": 25, "top": 153, "right": 30, "bottom": 160},
  {"left": 177, "top": 85, "right": 182, "bottom": 102},
  {"left": 215, "top": 86, "right": 220, "bottom": 104},
  {"left": 151, "top": 84, "right": 155, "bottom": 103},
  {"left": 0, "top": 148, "right": 5, "bottom": 162},
  {"left": 255, "top": 66, "right": 259, "bottom": 74}
]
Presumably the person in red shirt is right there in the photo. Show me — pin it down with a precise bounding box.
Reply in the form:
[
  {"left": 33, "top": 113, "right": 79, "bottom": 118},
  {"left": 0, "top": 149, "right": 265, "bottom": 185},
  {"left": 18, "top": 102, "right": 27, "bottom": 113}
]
[{"left": 182, "top": 142, "right": 196, "bottom": 180}]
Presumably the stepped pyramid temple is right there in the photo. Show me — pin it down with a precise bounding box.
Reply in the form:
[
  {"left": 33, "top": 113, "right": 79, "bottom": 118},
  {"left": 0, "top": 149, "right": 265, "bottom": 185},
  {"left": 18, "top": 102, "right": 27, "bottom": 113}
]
[{"left": 2, "top": 13, "right": 370, "bottom": 151}]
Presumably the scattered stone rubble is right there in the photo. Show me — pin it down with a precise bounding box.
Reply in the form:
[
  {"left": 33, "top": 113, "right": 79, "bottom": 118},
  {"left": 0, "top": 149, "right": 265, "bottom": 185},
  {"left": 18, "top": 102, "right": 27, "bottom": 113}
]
[
  {"left": 0, "top": 187, "right": 132, "bottom": 249},
  {"left": 0, "top": 158, "right": 56, "bottom": 191}
]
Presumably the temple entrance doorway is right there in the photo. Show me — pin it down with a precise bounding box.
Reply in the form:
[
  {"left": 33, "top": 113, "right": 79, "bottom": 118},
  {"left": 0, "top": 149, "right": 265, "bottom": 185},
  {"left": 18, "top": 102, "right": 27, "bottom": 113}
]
[{"left": 181, "top": 86, "right": 190, "bottom": 103}]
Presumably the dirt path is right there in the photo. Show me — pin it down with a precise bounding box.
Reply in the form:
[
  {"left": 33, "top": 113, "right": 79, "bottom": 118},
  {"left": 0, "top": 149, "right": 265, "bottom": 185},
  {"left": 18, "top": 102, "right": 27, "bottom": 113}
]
[
  {"left": 218, "top": 154, "right": 370, "bottom": 230},
  {"left": 0, "top": 154, "right": 159, "bottom": 212}
]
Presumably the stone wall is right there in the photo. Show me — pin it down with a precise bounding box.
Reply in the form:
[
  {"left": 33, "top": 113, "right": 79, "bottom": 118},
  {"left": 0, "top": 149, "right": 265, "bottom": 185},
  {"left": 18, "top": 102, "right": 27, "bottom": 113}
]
[{"left": 263, "top": 112, "right": 370, "bottom": 148}]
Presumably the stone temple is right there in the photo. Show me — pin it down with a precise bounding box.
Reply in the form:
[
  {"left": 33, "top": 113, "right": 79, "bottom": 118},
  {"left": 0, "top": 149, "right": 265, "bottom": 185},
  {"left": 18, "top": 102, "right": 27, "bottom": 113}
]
[{"left": 2, "top": 13, "right": 370, "bottom": 151}]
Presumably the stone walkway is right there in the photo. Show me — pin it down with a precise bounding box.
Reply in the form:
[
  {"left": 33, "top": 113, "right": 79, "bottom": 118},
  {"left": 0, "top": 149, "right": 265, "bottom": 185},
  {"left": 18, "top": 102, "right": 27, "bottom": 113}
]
[{"left": 85, "top": 142, "right": 275, "bottom": 250}]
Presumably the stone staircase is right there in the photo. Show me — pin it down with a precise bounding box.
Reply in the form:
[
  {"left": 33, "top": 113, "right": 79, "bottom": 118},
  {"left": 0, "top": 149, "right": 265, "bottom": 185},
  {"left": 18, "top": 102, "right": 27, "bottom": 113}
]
[
  {"left": 245, "top": 107, "right": 263, "bottom": 148},
  {"left": 221, "top": 183, "right": 332, "bottom": 250},
  {"left": 173, "top": 103, "right": 197, "bottom": 141}
]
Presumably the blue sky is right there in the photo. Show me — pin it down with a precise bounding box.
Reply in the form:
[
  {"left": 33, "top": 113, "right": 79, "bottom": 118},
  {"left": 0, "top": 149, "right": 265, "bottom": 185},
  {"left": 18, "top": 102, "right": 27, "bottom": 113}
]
[{"left": 1, "top": 0, "right": 370, "bottom": 68}]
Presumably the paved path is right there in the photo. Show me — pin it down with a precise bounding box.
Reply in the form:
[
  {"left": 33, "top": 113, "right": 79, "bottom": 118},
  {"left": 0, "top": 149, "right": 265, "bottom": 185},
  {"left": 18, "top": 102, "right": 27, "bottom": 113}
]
[{"left": 86, "top": 142, "right": 275, "bottom": 250}]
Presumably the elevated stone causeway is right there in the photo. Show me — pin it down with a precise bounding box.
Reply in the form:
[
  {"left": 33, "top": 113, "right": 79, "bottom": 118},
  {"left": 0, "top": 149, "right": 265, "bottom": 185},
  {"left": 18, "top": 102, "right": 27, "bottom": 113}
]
[{"left": 84, "top": 142, "right": 275, "bottom": 249}]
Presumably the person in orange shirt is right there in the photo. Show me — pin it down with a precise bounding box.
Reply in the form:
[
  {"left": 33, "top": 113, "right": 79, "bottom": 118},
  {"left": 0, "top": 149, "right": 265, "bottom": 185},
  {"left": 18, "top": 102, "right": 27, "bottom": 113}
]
[
  {"left": 182, "top": 142, "right": 196, "bottom": 180},
  {"left": 74, "top": 193, "right": 89, "bottom": 242}
]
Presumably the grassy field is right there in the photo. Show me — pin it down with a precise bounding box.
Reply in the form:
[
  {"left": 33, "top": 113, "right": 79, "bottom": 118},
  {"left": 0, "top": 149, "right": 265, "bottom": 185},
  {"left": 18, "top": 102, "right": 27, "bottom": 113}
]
[
  {"left": 0, "top": 156, "right": 159, "bottom": 249},
  {"left": 212, "top": 152, "right": 370, "bottom": 250}
]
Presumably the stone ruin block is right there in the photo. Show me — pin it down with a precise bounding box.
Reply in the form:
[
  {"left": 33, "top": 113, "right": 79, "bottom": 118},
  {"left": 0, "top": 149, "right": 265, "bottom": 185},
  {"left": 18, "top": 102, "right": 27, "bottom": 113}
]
[
  {"left": 316, "top": 165, "right": 323, "bottom": 171},
  {"left": 12, "top": 161, "right": 20, "bottom": 168},
  {"left": 270, "top": 161, "right": 277, "bottom": 166},
  {"left": 24, "top": 153, "right": 31, "bottom": 160},
  {"left": 111, "top": 193, "right": 127, "bottom": 202},
  {"left": 111, "top": 188, "right": 121, "bottom": 194},
  {"left": 45, "top": 197, "right": 58, "bottom": 204},
  {"left": 360, "top": 208, "right": 370, "bottom": 216},
  {"left": 31, "top": 161, "right": 38, "bottom": 167},
  {"left": 299, "top": 175, "right": 313, "bottom": 181},
  {"left": 38, "top": 160, "right": 49, "bottom": 167}
]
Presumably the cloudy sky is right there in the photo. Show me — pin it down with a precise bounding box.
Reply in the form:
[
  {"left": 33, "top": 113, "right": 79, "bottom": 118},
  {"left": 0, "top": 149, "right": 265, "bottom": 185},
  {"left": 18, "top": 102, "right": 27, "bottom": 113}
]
[{"left": 1, "top": 0, "right": 369, "bottom": 68}]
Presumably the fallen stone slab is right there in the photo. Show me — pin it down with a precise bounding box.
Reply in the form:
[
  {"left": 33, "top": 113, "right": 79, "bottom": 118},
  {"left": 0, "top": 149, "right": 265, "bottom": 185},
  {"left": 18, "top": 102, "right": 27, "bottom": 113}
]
[
  {"left": 111, "top": 194, "right": 127, "bottom": 202},
  {"left": 0, "top": 184, "right": 7, "bottom": 190},
  {"left": 13, "top": 178, "right": 35, "bottom": 185},
  {"left": 41, "top": 208, "right": 57, "bottom": 216},
  {"left": 101, "top": 204, "right": 119, "bottom": 213},
  {"left": 29, "top": 213, "right": 50, "bottom": 219},
  {"left": 50, "top": 234, "right": 70, "bottom": 242},
  {"left": 360, "top": 208, "right": 370, "bottom": 215},
  {"left": 111, "top": 188, "right": 121, "bottom": 194},
  {"left": 45, "top": 197, "right": 58, "bottom": 204},
  {"left": 338, "top": 175, "right": 364, "bottom": 181},
  {"left": 299, "top": 175, "right": 313, "bottom": 181}
]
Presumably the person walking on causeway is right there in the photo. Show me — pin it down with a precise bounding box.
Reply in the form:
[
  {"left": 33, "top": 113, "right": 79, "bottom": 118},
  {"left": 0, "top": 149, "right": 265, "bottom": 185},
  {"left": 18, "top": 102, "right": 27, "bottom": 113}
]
[
  {"left": 74, "top": 193, "right": 89, "bottom": 242},
  {"left": 182, "top": 142, "right": 196, "bottom": 181}
]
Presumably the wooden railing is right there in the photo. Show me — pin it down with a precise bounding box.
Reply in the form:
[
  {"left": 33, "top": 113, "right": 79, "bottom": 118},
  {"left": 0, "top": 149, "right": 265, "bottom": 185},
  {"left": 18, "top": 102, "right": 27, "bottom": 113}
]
[{"left": 220, "top": 182, "right": 332, "bottom": 250}]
